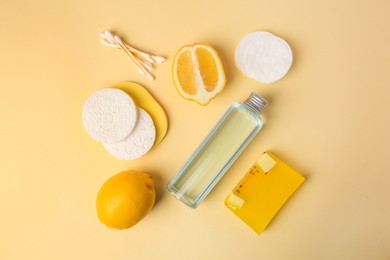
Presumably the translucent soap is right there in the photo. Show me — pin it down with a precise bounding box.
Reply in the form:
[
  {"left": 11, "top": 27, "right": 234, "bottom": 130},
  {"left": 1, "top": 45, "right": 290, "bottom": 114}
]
[{"left": 225, "top": 152, "right": 305, "bottom": 234}]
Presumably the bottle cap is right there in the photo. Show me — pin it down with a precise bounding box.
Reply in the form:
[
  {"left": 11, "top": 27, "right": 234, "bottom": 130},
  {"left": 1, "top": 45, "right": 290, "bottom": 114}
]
[{"left": 245, "top": 92, "right": 268, "bottom": 113}]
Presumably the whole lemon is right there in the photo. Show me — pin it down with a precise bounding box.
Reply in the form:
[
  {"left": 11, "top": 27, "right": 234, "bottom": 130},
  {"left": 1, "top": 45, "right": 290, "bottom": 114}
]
[{"left": 96, "top": 170, "right": 156, "bottom": 230}]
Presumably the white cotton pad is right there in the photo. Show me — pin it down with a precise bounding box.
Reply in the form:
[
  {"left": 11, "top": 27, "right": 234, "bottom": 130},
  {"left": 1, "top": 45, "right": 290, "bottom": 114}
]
[
  {"left": 235, "top": 31, "right": 293, "bottom": 84},
  {"left": 103, "top": 108, "right": 156, "bottom": 160},
  {"left": 245, "top": 34, "right": 293, "bottom": 83},
  {"left": 82, "top": 88, "right": 138, "bottom": 144},
  {"left": 235, "top": 31, "right": 272, "bottom": 76}
]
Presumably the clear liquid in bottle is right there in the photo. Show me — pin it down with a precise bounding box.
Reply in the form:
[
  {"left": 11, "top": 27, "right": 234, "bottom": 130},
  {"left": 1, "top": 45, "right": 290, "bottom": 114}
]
[{"left": 167, "top": 92, "right": 268, "bottom": 208}]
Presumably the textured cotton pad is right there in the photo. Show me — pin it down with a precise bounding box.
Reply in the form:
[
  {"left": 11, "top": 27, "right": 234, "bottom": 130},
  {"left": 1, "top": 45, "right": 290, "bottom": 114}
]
[
  {"left": 103, "top": 109, "right": 156, "bottom": 160},
  {"left": 235, "top": 31, "right": 272, "bottom": 76},
  {"left": 82, "top": 88, "right": 138, "bottom": 144},
  {"left": 244, "top": 33, "right": 293, "bottom": 83}
]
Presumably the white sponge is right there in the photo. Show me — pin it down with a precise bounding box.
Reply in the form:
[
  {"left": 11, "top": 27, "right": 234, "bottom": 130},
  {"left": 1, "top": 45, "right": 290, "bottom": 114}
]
[
  {"left": 103, "top": 108, "right": 156, "bottom": 160},
  {"left": 82, "top": 88, "right": 138, "bottom": 144},
  {"left": 235, "top": 31, "right": 293, "bottom": 83}
]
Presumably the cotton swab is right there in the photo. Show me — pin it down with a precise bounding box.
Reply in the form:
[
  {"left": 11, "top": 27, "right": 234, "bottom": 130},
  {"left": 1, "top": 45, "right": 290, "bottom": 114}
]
[
  {"left": 99, "top": 30, "right": 165, "bottom": 80},
  {"left": 113, "top": 35, "right": 154, "bottom": 79},
  {"left": 100, "top": 31, "right": 163, "bottom": 64}
]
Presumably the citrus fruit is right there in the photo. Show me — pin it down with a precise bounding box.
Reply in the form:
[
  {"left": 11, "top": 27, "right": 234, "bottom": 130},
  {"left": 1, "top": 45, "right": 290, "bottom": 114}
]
[
  {"left": 172, "top": 43, "right": 226, "bottom": 105},
  {"left": 96, "top": 170, "right": 156, "bottom": 230}
]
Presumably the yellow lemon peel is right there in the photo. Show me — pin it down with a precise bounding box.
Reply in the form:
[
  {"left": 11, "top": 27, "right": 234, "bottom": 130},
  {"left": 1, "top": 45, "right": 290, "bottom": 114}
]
[{"left": 96, "top": 170, "right": 156, "bottom": 230}]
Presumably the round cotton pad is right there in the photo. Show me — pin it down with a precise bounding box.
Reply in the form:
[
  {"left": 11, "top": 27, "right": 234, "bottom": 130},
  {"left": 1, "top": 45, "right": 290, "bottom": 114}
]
[
  {"left": 244, "top": 33, "right": 293, "bottom": 83},
  {"left": 235, "top": 31, "right": 272, "bottom": 76},
  {"left": 103, "top": 109, "right": 156, "bottom": 160},
  {"left": 82, "top": 88, "right": 138, "bottom": 144}
]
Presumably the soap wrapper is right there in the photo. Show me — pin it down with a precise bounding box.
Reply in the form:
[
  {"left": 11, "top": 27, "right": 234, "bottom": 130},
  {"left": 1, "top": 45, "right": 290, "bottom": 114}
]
[{"left": 225, "top": 152, "right": 305, "bottom": 234}]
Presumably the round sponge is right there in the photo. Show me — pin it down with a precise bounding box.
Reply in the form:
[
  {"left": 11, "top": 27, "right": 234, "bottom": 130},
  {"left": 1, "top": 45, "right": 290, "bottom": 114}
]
[
  {"left": 103, "top": 109, "right": 156, "bottom": 160},
  {"left": 82, "top": 88, "right": 138, "bottom": 144},
  {"left": 113, "top": 81, "right": 168, "bottom": 146}
]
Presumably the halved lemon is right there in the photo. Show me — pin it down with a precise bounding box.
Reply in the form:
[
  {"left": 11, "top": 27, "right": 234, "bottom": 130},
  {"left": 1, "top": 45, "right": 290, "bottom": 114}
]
[{"left": 172, "top": 43, "right": 226, "bottom": 105}]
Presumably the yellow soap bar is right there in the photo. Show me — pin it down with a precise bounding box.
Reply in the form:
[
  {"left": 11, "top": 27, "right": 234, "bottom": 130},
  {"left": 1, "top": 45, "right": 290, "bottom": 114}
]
[{"left": 225, "top": 152, "right": 305, "bottom": 234}]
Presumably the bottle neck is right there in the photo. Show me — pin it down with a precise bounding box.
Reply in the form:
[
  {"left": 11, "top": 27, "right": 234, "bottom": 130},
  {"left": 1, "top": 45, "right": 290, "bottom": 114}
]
[{"left": 244, "top": 92, "right": 268, "bottom": 114}]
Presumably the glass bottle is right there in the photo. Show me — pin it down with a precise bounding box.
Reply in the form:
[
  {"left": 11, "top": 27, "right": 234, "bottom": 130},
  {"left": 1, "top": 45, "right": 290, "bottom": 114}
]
[{"left": 167, "top": 92, "right": 268, "bottom": 208}]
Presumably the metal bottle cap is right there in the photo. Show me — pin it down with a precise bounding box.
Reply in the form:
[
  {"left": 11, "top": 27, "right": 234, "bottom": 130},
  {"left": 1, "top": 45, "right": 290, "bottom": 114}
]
[{"left": 244, "top": 92, "right": 268, "bottom": 113}]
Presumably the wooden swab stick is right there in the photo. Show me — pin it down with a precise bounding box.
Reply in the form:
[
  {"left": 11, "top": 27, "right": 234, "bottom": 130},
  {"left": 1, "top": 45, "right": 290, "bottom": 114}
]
[
  {"left": 124, "top": 44, "right": 155, "bottom": 63},
  {"left": 113, "top": 35, "right": 155, "bottom": 80},
  {"left": 123, "top": 44, "right": 166, "bottom": 64},
  {"left": 101, "top": 39, "right": 155, "bottom": 71}
]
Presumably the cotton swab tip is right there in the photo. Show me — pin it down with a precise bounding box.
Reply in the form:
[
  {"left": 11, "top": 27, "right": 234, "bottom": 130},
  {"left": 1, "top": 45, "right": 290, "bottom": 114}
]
[
  {"left": 143, "top": 62, "right": 153, "bottom": 72},
  {"left": 104, "top": 30, "right": 114, "bottom": 40},
  {"left": 136, "top": 53, "right": 154, "bottom": 63},
  {"left": 137, "top": 67, "right": 146, "bottom": 75},
  {"left": 99, "top": 32, "right": 108, "bottom": 38},
  {"left": 147, "top": 73, "right": 155, "bottom": 81},
  {"left": 114, "top": 35, "right": 124, "bottom": 44},
  {"left": 152, "top": 55, "right": 166, "bottom": 63},
  {"left": 101, "top": 40, "right": 118, "bottom": 48},
  {"left": 101, "top": 39, "right": 110, "bottom": 45}
]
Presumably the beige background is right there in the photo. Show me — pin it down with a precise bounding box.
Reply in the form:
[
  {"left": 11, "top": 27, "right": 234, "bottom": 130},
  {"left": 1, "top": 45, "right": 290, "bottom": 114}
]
[{"left": 0, "top": 0, "right": 389, "bottom": 259}]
